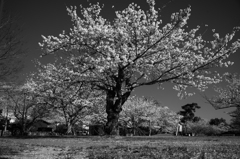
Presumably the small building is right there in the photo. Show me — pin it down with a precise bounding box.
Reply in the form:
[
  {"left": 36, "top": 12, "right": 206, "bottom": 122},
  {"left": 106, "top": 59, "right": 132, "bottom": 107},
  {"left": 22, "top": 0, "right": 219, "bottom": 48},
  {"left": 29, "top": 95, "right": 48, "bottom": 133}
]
[{"left": 28, "top": 119, "right": 56, "bottom": 136}]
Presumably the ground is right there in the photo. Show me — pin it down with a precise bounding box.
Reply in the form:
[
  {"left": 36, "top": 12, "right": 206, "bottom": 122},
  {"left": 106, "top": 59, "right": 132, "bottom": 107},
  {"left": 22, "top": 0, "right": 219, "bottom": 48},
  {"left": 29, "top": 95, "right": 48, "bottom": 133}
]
[{"left": 0, "top": 135, "right": 240, "bottom": 158}]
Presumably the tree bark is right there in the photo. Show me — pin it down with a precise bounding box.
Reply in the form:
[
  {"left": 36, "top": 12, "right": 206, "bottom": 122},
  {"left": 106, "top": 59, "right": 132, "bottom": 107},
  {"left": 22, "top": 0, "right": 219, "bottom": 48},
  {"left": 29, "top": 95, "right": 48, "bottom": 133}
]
[
  {"left": 105, "top": 90, "right": 131, "bottom": 135},
  {"left": 132, "top": 117, "right": 135, "bottom": 136},
  {"left": 149, "top": 120, "right": 151, "bottom": 136},
  {"left": 22, "top": 120, "right": 26, "bottom": 136},
  {"left": 104, "top": 66, "right": 132, "bottom": 135},
  {"left": 66, "top": 122, "right": 72, "bottom": 135},
  {"left": 105, "top": 110, "right": 120, "bottom": 135},
  {"left": 66, "top": 121, "right": 76, "bottom": 135}
]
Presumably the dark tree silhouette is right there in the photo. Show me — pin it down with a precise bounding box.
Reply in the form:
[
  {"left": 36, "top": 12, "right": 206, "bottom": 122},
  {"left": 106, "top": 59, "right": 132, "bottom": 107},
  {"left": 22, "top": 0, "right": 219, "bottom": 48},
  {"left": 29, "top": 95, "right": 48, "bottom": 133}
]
[
  {"left": 0, "top": 0, "right": 24, "bottom": 83},
  {"left": 209, "top": 118, "right": 227, "bottom": 126},
  {"left": 178, "top": 103, "right": 201, "bottom": 123},
  {"left": 229, "top": 107, "right": 240, "bottom": 131}
]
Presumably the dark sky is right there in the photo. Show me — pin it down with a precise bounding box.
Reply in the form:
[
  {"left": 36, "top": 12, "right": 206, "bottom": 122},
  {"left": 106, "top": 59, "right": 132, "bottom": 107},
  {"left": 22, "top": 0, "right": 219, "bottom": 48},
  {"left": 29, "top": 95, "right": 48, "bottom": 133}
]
[{"left": 4, "top": 0, "right": 240, "bottom": 121}]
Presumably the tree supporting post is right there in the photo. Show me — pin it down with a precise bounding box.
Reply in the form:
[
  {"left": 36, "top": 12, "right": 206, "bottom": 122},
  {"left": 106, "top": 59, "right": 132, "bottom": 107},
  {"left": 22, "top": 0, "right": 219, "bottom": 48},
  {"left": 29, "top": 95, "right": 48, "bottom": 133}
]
[{"left": 149, "top": 120, "right": 151, "bottom": 136}]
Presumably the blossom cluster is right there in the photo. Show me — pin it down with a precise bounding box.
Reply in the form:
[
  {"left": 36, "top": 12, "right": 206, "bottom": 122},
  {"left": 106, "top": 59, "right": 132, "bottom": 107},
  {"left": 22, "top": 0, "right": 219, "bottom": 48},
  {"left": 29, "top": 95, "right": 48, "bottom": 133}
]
[{"left": 39, "top": 0, "right": 240, "bottom": 98}]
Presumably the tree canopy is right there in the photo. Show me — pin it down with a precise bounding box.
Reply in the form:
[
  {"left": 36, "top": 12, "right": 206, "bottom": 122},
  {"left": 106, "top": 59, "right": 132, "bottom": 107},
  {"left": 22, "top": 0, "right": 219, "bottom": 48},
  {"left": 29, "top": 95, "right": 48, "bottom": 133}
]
[
  {"left": 26, "top": 61, "right": 105, "bottom": 135},
  {"left": 205, "top": 73, "right": 240, "bottom": 110},
  {"left": 209, "top": 118, "right": 227, "bottom": 126},
  {"left": 120, "top": 96, "right": 181, "bottom": 135},
  {"left": 178, "top": 103, "right": 201, "bottom": 123},
  {"left": 39, "top": 0, "right": 240, "bottom": 134},
  {"left": 0, "top": 83, "right": 51, "bottom": 135}
]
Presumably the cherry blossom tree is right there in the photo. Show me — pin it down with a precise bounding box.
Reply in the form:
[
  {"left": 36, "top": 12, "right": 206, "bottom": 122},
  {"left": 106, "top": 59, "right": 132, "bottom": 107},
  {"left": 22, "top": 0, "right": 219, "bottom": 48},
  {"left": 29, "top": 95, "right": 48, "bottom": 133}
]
[
  {"left": 120, "top": 96, "right": 181, "bottom": 135},
  {"left": 204, "top": 73, "right": 240, "bottom": 109},
  {"left": 1, "top": 83, "right": 51, "bottom": 135},
  {"left": 120, "top": 96, "right": 159, "bottom": 135},
  {"left": 39, "top": 0, "right": 240, "bottom": 134},
  {"left": 204, "top": 73, "right": 240, "bottom": 132},
  {"left": 29, "top": 62, "right": 103, "bottom": 135},
  {"left": 83, "top": 98, "right": 107, "bottom": 125}
]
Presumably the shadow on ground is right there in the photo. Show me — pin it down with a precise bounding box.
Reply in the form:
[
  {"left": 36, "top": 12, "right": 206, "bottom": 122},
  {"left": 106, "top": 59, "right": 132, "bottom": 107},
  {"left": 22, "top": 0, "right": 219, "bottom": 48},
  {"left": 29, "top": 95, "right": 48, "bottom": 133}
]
[{"left": 0, "top": 143, "right": 23, "bottom": 159}]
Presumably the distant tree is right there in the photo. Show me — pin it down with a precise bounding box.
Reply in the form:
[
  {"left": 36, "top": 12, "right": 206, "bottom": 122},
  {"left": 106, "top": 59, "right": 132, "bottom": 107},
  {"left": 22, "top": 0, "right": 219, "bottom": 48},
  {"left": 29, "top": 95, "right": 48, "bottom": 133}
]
[
  {"left": 192, "top": 116, "right": 202, "bottom": 123},
  {"left": 185, "top": 119, "right": 228, "bottom": 136},
  {"left": 120, "top": 96, "right": 181, "bottom": 135},
  {"left": 229, "top": 107, "right": 240, "bottom": 131},
  {"left": 39, "top": 0, "right": 240, "bottom": 134},
  {"left": 2, "top": 83, "right": 51, "bottom": 135},
  {"left": 0, "top": 108, "right": 3, "bottom": 126},
  {"left": 178, "top": 103, "right": 201, "bottom": 123},
  {"left": 209, "top": 118, "right": 227, "bottom": 126},
  {"left": 0, "top": 111, "right": 4, "bottom": 136},
  {"left": 83, "top": 98, "right": 107, "bottom": 125},
  {"left": 0, "top": 0, "right": 24, "bottom": 82},
  {"left": 29, "top": 62, "right": 104, "bottom": 135},
  {"left": 120, "top": 96, "right": 160, "bottom": 135},
  {"left": 204, "top": 73, "right": 240, "bottom": 131},
  {"left": 0, "top": 95, "right": 9, "bottom": 135}
]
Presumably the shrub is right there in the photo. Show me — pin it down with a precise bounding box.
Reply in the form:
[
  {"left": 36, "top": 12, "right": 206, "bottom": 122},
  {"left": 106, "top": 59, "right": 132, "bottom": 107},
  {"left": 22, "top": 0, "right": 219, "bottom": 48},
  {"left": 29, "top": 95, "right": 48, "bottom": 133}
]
[
  {"left": 54, "top": 124, "right": 67, "bottom": 135},
  {"left": 185, "top": 120, "right": 228, "bottom": 136}
]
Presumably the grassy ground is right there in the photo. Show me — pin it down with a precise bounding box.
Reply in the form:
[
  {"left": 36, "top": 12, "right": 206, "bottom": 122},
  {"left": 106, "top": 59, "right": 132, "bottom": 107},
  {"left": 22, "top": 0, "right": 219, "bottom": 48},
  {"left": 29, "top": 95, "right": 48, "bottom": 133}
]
[{"left": 0, "top": 135, "right": 240, "bottom": 159}]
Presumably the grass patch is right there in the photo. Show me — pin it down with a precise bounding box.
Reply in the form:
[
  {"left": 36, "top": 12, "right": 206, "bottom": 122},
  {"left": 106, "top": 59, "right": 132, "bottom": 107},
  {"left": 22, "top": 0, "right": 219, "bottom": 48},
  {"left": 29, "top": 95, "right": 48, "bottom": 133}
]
[
  {"left": 87, "top": 144, "right": 240, "bottom": 159},
  {"left": 0, "top": 136, "right": 240, "bottom": 158}
]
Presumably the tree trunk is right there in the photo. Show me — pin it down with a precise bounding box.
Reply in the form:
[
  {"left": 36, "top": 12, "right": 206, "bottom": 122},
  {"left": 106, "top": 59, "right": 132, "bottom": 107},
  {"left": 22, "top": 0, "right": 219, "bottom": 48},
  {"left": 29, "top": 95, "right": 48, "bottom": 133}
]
[
  {"left": 132, "top": 117, "right": 135, "bottom": 136},
  {"left": 149, "top": 120, "right": 151, "bottom": 136},
  {"left": 105, "top": 90, "right": 131, "bottom": 135},
  {"left": 176, "top": 123, "right": 179, "bottom": 136},
  {"left": 66, "top": 122, "right": 72, "bottom": 135},
  {"left": 22, "top": 120, "right": 26, "bottom": 136},
  {"left": 105, "top": 110, "right": 120, "bottom": 135},
  {"left": 66, "top": 121, "right": 76, "bottom": 135},
  {"left": 4, "top": 118, "right": 7, "bottom": 131},
  {"left": 104, "top": 66, "right": 132, "bottom": 135}
]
